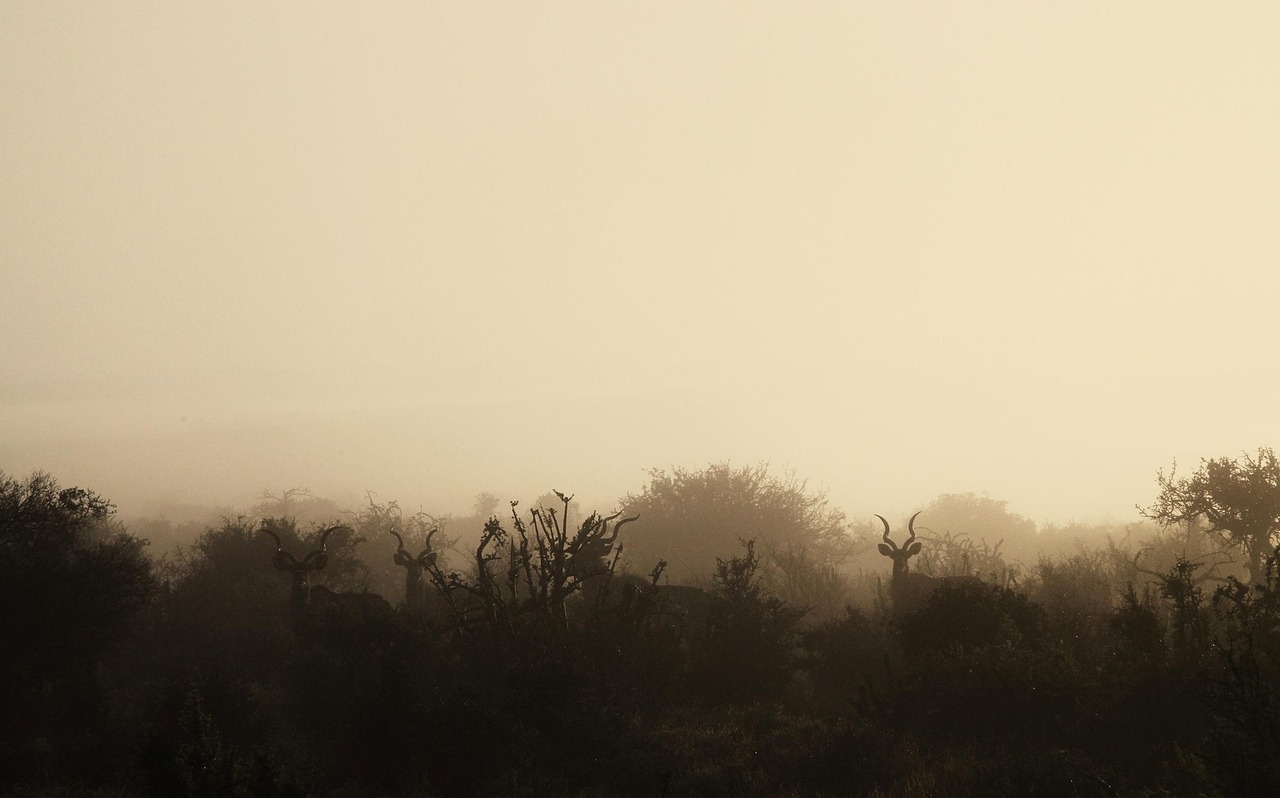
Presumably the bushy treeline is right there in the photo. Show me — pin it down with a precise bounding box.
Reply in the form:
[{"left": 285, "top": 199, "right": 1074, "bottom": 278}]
[{"left": 5, "top": 468, "right": 1280, "bottom": 796}]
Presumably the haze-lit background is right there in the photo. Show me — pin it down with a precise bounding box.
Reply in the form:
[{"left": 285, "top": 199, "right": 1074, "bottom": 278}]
[{"left": 3, "top": 2, "right": 1277, "bottom": 524}]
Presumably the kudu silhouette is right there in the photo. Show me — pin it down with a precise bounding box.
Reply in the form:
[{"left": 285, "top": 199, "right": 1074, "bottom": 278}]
[
  {"left": 262, "top": 524, "right": 390, "bottom": 625},
  {"left": 877, "top": 511, "right": 980, "bottom": 613},
  {"left": 390, "top": 525, "right": 452, "bottom": 619}
]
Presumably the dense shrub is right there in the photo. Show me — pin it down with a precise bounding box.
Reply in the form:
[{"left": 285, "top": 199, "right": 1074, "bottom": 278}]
[
  {"left": 1204, "top": 552, "right": 1280, "bottom": 795},
  {"left": 802, "top": 606, "right": 892, "bottom": 715},
  {"left": 16, "top": 472, "right": 1280, "bottom": 796},
  {"left": 0, "top": 471, "right": 156, "bottom": 788},
  {"left": 898, "top": 580, "right": 1046, "bottom": 657},
  {"left": 687, "top": 540, "right": 807, "bottom": 705}
]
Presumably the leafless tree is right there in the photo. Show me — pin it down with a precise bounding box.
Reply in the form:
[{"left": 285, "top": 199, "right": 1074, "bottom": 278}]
[{"left": 424, "top": 491, "right": 637, "bottom": 636}]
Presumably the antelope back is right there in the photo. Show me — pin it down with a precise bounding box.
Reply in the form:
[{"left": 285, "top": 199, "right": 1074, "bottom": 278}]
[
  {"left": 624, "top": 582, "right": 718, "bottom": 640},
  {"left": 892, "top": 572, "right": 983, "bottom": 614},
  {"left": 308, "top": 585, "right": 392, "bottom": 616}
]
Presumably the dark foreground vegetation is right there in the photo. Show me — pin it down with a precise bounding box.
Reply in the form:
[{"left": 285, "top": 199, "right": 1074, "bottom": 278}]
[{"left": 5, "top": 452, "right": 1280, "bottom": 796}]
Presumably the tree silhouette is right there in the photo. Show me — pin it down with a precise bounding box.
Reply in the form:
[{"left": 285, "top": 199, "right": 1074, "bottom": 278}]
[
  {"left": 619, "top": 462, "right": 851, "bottom": 583},
  {"left": 1142, "top": 447, "right": 1280, "bottom": 582},
  {"left": 0, "top": 471, "right": 156, "bottom": 785}
]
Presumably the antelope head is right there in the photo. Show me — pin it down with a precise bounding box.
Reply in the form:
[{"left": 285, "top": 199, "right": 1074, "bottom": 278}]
[
  {"left": 567, "top": 512, "right": 638, "bottom": 581},
  {"left": 877, "top": 512, "right": 986, "bottom": 613},
  {"left": 391, "top": 525, "right": 439, "bottom": 612},
  {"left": 391, "top": 526, "right": 440, "bottom": 575},
  {"left": 261, "top": 524, "right": 342, "bottom": 602},
  {"left": 876, "top": 511, "right": 924, "bottom": 583}
]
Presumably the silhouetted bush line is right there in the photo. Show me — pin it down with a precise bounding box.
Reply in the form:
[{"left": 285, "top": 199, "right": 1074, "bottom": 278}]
[{"left": 5, "top": 470, "right": 1280, "bottom": 796}]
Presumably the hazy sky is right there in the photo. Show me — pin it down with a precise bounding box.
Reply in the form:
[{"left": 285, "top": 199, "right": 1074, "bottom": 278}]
[{"left": 3, "top": 3, "right": 1278, "bottom": 524}]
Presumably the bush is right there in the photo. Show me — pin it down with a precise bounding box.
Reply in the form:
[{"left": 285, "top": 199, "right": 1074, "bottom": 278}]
[
  {"left": 1204, "top": 552, "right": 1280, "bottom": 795},
  {"left": 688, "top": 540, "right": 807, "bottom": 705},
  {"left": 801, "top": 606, "right": 892, "bottom": 716},
  {"left": 899, "top": 581, "right": 1045, "bottom": 657},
  {"left": 619, "top": 463, "right": 852, "bottom": 583},
  {"left": 0, "top": 471, "right": 156, "bottom": 788}
]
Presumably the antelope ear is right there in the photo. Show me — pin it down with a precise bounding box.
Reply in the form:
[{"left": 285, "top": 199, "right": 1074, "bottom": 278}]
[
  {"left": 906, "top": 542, "right": 922, "bottom": 557},
  {"left": 877, "top": 543, "right": 894, "bottom": 557},
  {"left": 307, "top": 552, "right": 330, "bottom": 571},
  {"left": 393, "top": 551, "right": 414, "bottom": 567},
  {"left": 421, "top": 551, "right": 438, "bottom": 567},
  {"left": 272, "top": 551, "right": 297, "bottom": 571}
]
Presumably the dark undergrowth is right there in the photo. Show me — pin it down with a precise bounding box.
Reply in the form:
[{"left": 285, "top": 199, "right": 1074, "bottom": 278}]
[{"left": 4, "top": 473, "right": 1280, "bottom": 797}]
